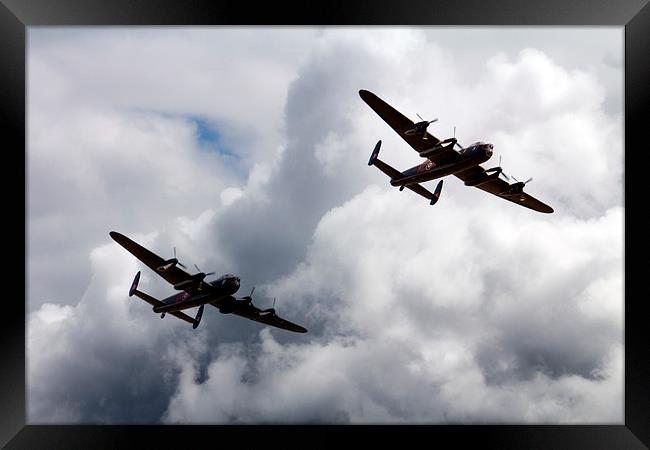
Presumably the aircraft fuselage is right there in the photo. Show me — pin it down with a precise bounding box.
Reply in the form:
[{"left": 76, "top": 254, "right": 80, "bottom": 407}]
[
  {"left": 390, "top": 143, "right": 493, "bottom": 187},
  {"left": 153, "top": 274, "right": 241, "bottom": 313}
]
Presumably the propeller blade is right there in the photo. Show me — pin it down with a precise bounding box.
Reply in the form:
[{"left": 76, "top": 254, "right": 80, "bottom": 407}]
[
  {"left": 261, "top": 297, "right": 277, "bottom": 315},
  {"left": 417, "top": 113, "right": 424, "bottom": 121},
  {"left": 169, "top": 247, "right": 186, "bottom": 268},
  {"left": 429, "top": 118, "right": 438, "bottom": 124},
  {"left": 194, "top": 264, "right": 202, "bottom": 273},
  {"left": 512, "top": 176, "right": 519, "bottom": 183},
  {"left": 452, "top": 126, "right": 464, "bottom": 150},
  {"left": 250, "top": 286, "right": 255, "bottom": 297},
  {"left": 205, "top": 272, "right": 215, "bottom": 276},
  {"left": 524, "top": 177, "right": 533, "bottom": 184},
  {"left": 498, "top": 156, "right": 510, "bottom": 180}
]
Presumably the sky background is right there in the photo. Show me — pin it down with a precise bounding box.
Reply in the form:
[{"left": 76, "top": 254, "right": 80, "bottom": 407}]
[{"left": 27, "top": 27, "right": 623, "bottom": 424}]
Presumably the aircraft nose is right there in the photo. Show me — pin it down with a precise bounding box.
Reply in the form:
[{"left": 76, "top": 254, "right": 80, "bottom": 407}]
[{"left": 486, "top": 144, "right": 493, "bottom": 157}]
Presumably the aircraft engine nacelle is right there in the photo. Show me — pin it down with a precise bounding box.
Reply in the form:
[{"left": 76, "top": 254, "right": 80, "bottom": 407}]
[
  {"left": 173, "top": 273, "right": 205, "bottom": 291},
  {"left": 502, "top": 182, "right": 525, "bottom": 196},
  {"left": 418, "top": 138, "right": 456, "bottom": 159},
  {"left": 157, "top": 259, "right": 179, "bottom": 272},
  {"left": 173, "top": 280, "right": 194, "bottom": 291},
  {"left": 464, "top": 168, "right": 501, "bottom": 187},
  {"left": 218, "top": 304, "right": 236, "bottom": 314}
]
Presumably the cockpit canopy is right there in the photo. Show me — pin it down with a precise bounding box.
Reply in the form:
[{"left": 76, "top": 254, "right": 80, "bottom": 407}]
[
  {"left": 458, "top": 142, "right": 480, "bottom": 153},
  {"left": 211, "top": 273, "right": 239, "bottom": 288},
  {"left": 216, "top": 273, "right": 236, "bottom": 282},
  {"left": 459, "top": 141, "right": 492, "bottom": 154}
]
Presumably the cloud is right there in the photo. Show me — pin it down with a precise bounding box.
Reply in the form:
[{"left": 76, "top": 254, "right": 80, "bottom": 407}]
[
  {"left": 28, "top": 28, "right": 622, "bottom": 424},
  {"left": 162, "top": 189, "right": 622, "bottom": 423},
  {"left": 163, "top": 324, "right": 621, "bottom": 423},
  {"left": 28, "top": 108, "right": 238, "bottom": 307},
  {"left": 28, "top": 28, "right": 315, "bottom": 309},
  {"left": 28, "top": 238, "right": 211, "bottom": 422}
]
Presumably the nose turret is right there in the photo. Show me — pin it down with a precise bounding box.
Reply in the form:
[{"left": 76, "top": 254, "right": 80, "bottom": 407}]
[{"left": 485, "top": 143, "right": 493, "bottom": 157}]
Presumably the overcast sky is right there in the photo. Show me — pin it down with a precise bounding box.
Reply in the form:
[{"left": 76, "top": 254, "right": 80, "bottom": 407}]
[{"left": 27, "top": 27, "right": 623, "bottom": 424}]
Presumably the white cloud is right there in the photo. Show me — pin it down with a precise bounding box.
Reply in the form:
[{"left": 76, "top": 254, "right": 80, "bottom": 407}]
[
  {"left": 161, "top": 185, "right": 622, "bottom": 423},
  {"left": 28, "top": 27, "right": 622, "bottom": 424},
  {"left": 28, "top": 238, "right": 212, "bottom": 423}
]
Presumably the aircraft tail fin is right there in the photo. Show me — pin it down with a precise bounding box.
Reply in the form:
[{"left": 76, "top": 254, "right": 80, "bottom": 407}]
[
  {"left": 129, "top": 271, "right": 141, "bottom": 297},
  {"left": 193, "top": 304, "right": 205, "bottom": 329},
  {"left": 368, "top": 140, "right": 381, "bottom": 165},
  {"left": 368, "top": 141, "right": 403, "bottom": 181},
  {"left": 430, "top": 180, "right": 444, "bottom": 205}
]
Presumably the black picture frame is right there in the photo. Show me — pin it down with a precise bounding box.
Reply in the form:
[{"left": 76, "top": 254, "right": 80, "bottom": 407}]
[{"left": 2, "top": 0, "right": 647, "bottom": 448}]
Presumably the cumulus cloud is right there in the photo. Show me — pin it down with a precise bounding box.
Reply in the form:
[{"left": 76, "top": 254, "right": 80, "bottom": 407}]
[
  {"left": 28, "top": 28, "right": 315, "bottom": 308},
  {"left": 28, "top": 237, "right": 211, "bottom": 422},
  {"left": 161, "top": 187, "right": 622, "bottom": 423},
  {"left": 28, "top": 27, "right": 623, "bottom": 424}
]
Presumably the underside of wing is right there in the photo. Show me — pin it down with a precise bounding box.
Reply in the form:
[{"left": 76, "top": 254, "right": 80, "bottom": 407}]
[
  {"left": 253, "top": 312, "right": 308, "bottom": 333},
  {"left": 454, "top": 167, "right": 554, "bottom": 213},
  {"left": 110, "top": 231, "right": 196, "bottom": 287},
  {"left": 359, "top": 89, "right": 442, "bottom": 153},
  {"left": 230, "top": 303, "right": 307, "bottom": 333}
]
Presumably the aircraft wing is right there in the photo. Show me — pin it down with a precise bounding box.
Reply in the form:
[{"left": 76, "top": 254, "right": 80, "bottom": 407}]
[
  {"left": 454, "top": 167, "right": 554, "bottom": 213},
  {"left": 110, "top": 231, "right": 205, "bottom": 292},
  {"left": 360, "top": 89, "right": 456, "bottom": 163},
  {"left": 229, "top": 302, "right": 308, "bottom": 333}
]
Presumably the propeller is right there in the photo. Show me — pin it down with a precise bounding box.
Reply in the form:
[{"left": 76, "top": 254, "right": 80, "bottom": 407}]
[
  {"left": 505, "top": 175, "right": 533, "bottom": 198},
  {"left": 241, "top": 286, "right": 255, "bottom": 305},
  {"left": 173, "top": 247, "right": 187, "bottom": 269},
  {"left": 497, "top": 156, "right": 510, "bottom": 181},
  {"left": 411, "top": 114, "right": 438, "bottom": 140},
  {"left": 156, "top": 246, "right": 187, "bottom": 271},
  {"left": 416, "top": 113, "right": 438, "bottom": 124},
  {"left": 262, "top": 297, "right": 276, "bottom": 315},
  {"left": 193, "top": 264, "right": 215, "bottom": 277},
  {"left": 453, "top": 126, "right": 464, "bottom": 150},
  {"left": 511, "top": 176, "right": 533, "bottom": 185}
]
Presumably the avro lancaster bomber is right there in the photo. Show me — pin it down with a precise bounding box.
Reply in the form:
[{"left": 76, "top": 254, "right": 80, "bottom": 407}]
[
  {"left": 360, "top": 89, "right": 553, "bottom": 213},
  {"left": 110, "top": 231, "right": 307, "bottom": 333}
]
